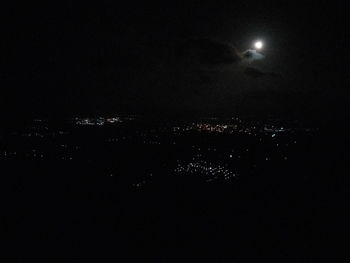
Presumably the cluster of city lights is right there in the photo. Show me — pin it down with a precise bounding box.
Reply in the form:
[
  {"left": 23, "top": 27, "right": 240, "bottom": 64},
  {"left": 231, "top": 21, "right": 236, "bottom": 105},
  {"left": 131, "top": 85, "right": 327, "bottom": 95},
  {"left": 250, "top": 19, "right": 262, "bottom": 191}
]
[
  {"left": 75, "top": 117, "right": 122, "bottom": 126},
  {"left": 175, "top": 161, "right": 237, "bottom": 182},
  {"left": 172, "top": 123, "right": 257, "bottom": 135}
]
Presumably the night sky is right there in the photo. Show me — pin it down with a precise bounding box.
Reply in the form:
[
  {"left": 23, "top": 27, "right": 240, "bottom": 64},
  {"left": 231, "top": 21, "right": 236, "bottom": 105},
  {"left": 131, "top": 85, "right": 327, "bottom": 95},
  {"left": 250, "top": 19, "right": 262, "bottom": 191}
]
[
  {"left": 3, "top": 3, "right": 350, "bottom": 260},
  {"left": 1, "top": 1, "right": 349, "bottom": 120}
]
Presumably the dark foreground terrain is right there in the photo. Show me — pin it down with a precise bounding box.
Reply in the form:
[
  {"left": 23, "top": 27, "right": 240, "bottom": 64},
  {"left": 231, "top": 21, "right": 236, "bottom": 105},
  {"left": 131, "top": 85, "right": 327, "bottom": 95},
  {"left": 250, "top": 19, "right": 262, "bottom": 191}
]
[{"left": 2, "top": 116, "right": 348, "bottom": 261}]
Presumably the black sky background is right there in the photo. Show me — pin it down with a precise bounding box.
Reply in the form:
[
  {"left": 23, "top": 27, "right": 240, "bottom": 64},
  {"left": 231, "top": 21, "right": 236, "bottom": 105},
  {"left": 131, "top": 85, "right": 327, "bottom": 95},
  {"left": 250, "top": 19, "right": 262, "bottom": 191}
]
[{"left": 1, "top": 1, "right": 349, "bottom": 121}]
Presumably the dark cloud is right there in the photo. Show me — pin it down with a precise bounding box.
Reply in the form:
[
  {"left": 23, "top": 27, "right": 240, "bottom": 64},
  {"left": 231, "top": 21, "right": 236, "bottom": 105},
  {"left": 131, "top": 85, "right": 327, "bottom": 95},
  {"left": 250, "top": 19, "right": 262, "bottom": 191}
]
[
  {"left": 176, "top": 38, "right": 242, "bottom": 65},
  {"left": 244, "top": 67, "right": 282, "bottom": 79}
]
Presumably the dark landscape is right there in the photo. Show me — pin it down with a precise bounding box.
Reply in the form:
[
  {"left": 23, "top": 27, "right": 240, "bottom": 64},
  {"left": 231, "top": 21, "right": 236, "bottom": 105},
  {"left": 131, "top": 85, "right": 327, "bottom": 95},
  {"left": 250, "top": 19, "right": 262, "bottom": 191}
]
[{"left": 2, "top": 115, "right": 348, "bottom": 261}]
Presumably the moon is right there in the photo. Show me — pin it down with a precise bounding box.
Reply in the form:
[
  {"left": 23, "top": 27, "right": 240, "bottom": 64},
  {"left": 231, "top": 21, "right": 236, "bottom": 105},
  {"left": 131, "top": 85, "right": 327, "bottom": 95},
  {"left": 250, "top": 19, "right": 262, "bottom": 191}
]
[{"left": 254, "top": 41, "right": 263, "bottom": 50}]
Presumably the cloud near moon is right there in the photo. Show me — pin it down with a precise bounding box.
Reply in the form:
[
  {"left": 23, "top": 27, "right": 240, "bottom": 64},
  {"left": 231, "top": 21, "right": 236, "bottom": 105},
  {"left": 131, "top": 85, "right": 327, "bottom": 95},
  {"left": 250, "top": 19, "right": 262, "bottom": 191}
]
[
  {"left": 177, "top": 38, "right": 242, "bottom": 64},
  {"left": 242, "top": 49, "right": 265, "bottom": 62}
]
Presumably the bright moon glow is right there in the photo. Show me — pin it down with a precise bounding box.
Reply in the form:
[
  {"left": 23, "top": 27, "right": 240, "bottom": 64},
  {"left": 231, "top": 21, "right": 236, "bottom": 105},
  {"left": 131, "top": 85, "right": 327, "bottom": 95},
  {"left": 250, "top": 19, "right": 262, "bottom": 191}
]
[{"left": 254, "top": 41, "right": 263, "bottom": 49}]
